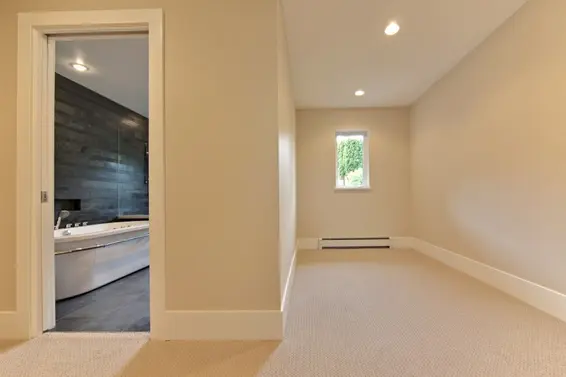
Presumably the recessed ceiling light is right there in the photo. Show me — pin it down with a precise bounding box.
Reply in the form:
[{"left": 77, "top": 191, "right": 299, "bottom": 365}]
[
  {"left": 355, "top": 90, "right": 365, "bottom": 97},
  {"left": 385, "top": 21, "right": 400, "bottom": 36},
  {"left": 70, "top": 62, "right": 89, "bottom": 72}
]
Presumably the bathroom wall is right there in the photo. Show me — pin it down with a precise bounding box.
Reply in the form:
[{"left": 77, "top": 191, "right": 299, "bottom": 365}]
[{"left": 54, "top": 74, "right": 149, "bottom": 227}]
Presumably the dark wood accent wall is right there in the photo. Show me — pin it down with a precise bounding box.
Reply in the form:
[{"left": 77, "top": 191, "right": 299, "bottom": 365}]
[{"left": 54, "top": 74, "right": 148, "bottom": 227}]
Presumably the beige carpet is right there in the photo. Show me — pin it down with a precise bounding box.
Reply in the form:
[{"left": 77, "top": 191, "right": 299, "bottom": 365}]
[{"left": 1, "top": 249, "right": 566, "bottom": 376}]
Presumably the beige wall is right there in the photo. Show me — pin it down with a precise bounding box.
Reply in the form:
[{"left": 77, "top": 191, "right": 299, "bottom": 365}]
[
  {"left": 411, "top": 0, "right": 566, "bottom": 293},
  {"left": 297, "top": 108, "right": 410, "bottom": 239},
  {"left": 0, "top": 0, "right": 282, "bottom": 311},
  {"left": 277, "top": 2, "right": 296, "bottom": 294},
  {"left": 0, "top": 4, "right": 16, "bottom": 310}
]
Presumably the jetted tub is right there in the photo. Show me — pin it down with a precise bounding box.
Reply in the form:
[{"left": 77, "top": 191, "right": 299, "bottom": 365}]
[{"left": 55, "top": 221, "right": 149, "bottom": 301}]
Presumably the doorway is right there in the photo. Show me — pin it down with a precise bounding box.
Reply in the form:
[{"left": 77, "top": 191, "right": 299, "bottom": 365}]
[
  {"left": 16, "top": 10, "right": 165, "bottom": 339},
  {"left": 51, "top": 35, "right": 150, "bottom": 332}
]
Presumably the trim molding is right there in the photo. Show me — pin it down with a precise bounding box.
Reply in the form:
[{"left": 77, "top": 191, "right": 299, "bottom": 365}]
[
  {"left": 152, "top": 243, "right": 299, "bottom": 341},
  {"left": 411, "top": 238, "right": 566, "bottom": 323},
  {"left": 281, "top": 247, "right": 297, "bottom": 330},
  {"left": 17, "top": 9, "right": 165, "bottom": 339},
  {"left": 156, "top": 310, "right": 283, "bottom": 341},
  {"left": 390, "top": 237, "right": 413, "bottom": 249}
]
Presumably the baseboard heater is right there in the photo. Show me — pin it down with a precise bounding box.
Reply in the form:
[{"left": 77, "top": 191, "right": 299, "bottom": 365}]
[{"left": 319, "top": 237, "right": 390, "bottom": 250}]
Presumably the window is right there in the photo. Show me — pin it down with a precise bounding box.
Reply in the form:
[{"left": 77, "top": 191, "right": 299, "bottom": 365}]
[{"left": 335, "top": 131, "right": 369, "bottom": 189}]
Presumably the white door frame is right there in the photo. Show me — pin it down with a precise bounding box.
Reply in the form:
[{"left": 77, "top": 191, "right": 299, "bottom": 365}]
[{"left": 16, "top": 9, "right": 165, "bottom": 339}]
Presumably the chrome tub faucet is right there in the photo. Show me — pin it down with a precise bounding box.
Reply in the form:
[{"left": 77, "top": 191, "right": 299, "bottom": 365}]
[{"left": 55, "top": 210, "right": 70, "bottom": 230}]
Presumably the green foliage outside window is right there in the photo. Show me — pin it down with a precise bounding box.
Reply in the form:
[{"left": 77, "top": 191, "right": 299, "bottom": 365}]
[{"left": 337, "top": 138, "right": 363, "bottom": 186}]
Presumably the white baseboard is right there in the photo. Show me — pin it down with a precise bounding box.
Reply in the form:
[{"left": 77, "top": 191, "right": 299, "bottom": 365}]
[
  {"left": 0, "top": 311, "right": 27, "bottom": 340},
  {"left": 297, "top": 238, "right": 319, "bottom": 250},
  {"left": 154, "top": 310, "right": 283, "bottom": 341},
  {"left": 149, "top": 248, "right": 298, "bottom": 342},
  {"left": 281, "top": 248, "right": 297, "bottom": 330},
  {"left": 389, "top": 237, "right": 413, "bottom": 249},
  {"left": 411, "top": 238, "right": 566, "bottom": 323}
]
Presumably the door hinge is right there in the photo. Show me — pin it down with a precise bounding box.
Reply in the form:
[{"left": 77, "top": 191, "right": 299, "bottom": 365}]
[{"left": 41, "top": 191, "right": 48, "bottom": 203}]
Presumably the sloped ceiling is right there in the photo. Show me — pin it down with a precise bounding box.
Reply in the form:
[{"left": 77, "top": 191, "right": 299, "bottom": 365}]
[{"left": 282, "top": 0, "right": 528, "bottom": 108}]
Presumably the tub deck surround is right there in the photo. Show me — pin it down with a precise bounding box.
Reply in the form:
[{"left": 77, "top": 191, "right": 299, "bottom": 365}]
[
  {"left": 55, "top": 221, "right": 149, "bottom": 247},
  {"left": 55, "top": 221, "right": 149, "bottom": 301}
]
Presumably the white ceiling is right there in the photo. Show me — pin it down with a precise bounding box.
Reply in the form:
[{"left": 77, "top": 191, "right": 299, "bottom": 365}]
[
  {"left": 53, "top": 1, "right": 529, "bottom": 112},
  {"left": 282, "top": 0, "right": 528, "bottom": 108},
  {"left": 55, "top": 37, "right": 149, "bottom": 117}
]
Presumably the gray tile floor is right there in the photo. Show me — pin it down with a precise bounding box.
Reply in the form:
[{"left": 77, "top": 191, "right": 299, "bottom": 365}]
[{"left": 54, "top": 268, "right": 149, "bottom": 332}]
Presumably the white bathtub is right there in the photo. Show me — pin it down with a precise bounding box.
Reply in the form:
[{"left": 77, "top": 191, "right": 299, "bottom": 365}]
[{"left": 55, "top": 221, "right": 149, "bottom": 301}]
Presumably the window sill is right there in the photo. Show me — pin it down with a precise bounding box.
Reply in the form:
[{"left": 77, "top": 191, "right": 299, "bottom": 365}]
[{"left": 334, "top": 186, "right": 371, "bottom": 192}]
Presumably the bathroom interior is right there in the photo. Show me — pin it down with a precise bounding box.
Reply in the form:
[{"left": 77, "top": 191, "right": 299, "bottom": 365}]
[{"left": 52, "top": 35, "right": 150, "bottom": 332}]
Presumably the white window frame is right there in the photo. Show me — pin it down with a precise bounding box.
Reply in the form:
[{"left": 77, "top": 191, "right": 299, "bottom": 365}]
[{"left": 335, "top": 130, "right": 370, "bottom": 190}]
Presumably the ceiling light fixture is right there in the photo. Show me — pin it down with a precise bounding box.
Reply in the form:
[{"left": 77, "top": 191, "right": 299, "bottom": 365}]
[
  {"left": 70, "top": 62, "right": 89, "bottom": 72},
  {"left": 355, "top": 90, "right": 365, "bottom": 97},
  {"left": 385, "top": 21, "right": 400, "bottom": 36}
]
